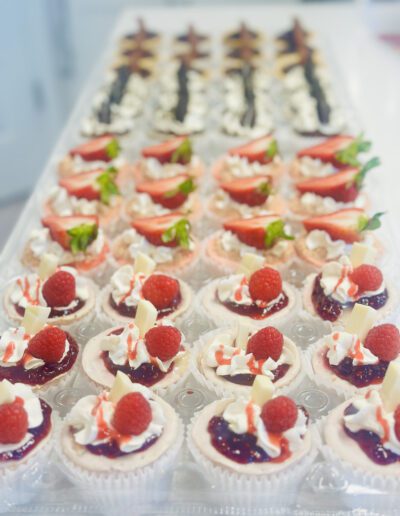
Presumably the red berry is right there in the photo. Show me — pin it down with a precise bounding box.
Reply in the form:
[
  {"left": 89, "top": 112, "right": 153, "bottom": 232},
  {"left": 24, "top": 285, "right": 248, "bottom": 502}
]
[
  {"left": 27, "top": 326, "right": 67, "bottom": 363},
  {"left": 261, "top": 396, "right": 298, "bottom": 434},
  {"left": 0, "top": 400, "right": 28, "bottom": 444},
  {"left": 394, "top": 406, "right": 400, "bottom": 441},
  {"left": 42, "top": 270, "right": 76, "bottom": 308},
  {"left": 364, "top": 324, "right": 400, "bottom": 362},
  {"left": 142, "top": 274, "right": 180, "bottom": 310},
  {"left": 112, "top": 392, "right": 152, "bottom": 436},
  {"left": 144, "top": 326, "right": 181, "bottom": 362},
  {"left": 248, "top": 267, "right": 282, "bottom": 303},
  {"left": 349, "top": 265, "right": 383, "bottom": 294},
  {"left": 246, "top": 327, "right": 284, "bottom": 361}
]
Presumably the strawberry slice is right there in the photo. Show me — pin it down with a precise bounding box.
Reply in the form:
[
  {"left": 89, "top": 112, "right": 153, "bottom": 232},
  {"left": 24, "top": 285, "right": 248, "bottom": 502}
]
[
  {"left": 142, "top": 136, "right": 192, "bottom": 164},
  {"left": 136, "top": 174, "right": 195, "bottom": 209},
  {"left": 220, "top": 176, "right": 272, "bottom": 206},
  {"left": 297, "top": 134, "right": 371, "bottom": 167},
  {"left": 303, "top": 209, "right": 384, "bottom": 243},
  {"left": 69, "top": 136, "right": 120, "bottom": 162},
  {"left": 42, "top": 215, "right": 99, "bottom": 253},
  {"left": 223, "top": 215, "right": 293, "bottom": 250},
  {"left": 59, "top": 168, "right": 119, "bottom": 204},
  {"left": 132, "top": 213, "right": 191, "bottom": 248},
  {"left": 228, "top": 135, "right": 278, "bottom": 164},
  {"left": 296, "top": 158, "right": 379, "bottom": 202}
]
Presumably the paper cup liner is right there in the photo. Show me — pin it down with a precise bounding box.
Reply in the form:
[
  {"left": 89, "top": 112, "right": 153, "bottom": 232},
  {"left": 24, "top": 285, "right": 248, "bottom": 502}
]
[
  {"left": 191, "top": 327, "right": 306, "bottom": 399},
  {"left": 0, "top": 421, "right": 54, "bottom": 513},
  {"left": 317, "top": 418, "right": 400, "bottom": 512},
  {"left": 55, "top": 415, "right": 184, "bottom": 513},
  {"left": 187, "top": 414, "right": 318, "bottom": 509}
]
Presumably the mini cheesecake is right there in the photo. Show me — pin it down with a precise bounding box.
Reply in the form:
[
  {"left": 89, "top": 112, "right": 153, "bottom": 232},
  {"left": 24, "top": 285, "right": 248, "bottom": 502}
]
[
  {"left": 21, "top": 215, "right": 109, "bottom": 274},
  {"left": 133, "top": 136, "right": 203, "bottom": 183},
  {"left": 303, "top": 256, "right": 395, "bottom": 324},
  {"left": 199, "top": 261, "right": 298, "bottom": 328},
  {"left": 111, "top": 213, "right": 199, "bottom": 273},
  {"left": 204, "top": 216, "right": 295, "bottom": 272},
  {"left": 194, "top": 324, "right": 302, "bottom": 397},
  {"left": 83, "top": 300, "right": 189, "bottom": 393}
]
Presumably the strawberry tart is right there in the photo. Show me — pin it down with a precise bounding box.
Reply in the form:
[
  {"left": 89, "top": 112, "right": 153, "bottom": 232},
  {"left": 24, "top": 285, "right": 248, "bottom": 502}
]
[
  {"left": 309, "top": 303, "right": 400, "bottom": 396},
  {"left": 124, "top": 174, "right": 201, "bottom": 222},
  {"left": 4, "top": 257, "right": 96, "bottom": 327},
  {"left": 294, "top": 208, "right": 383, "bottom": 268},
  {"left": 290, "top": 135, "right": 372, "bottom": 182},
  {"left": 21, "top": 215, "right": 109, "bottom": 274},
  {"left": 212, "top": 135, "right": 283, "bottom": 184},
  {"left": 111, "top": 213, "right": 199, "bottom": 273},
  {"left": 57, "top": 373, "right": 183, "bottom": 510},
  {"left": 204, "top": 216, "right": 295, "bottom": 272},
  {"left": 289, "top": 158, "right": 379, "bottom": 218},
  {"left": 99, "top": 253, "right": 192, "bottom": 324},
  {"left": 83, "top": 300, "right": 189, "bottom": 393},
  {"left": 193, "top": 324, "right": 302, "bottom": 397},
  {"left": 303, "top": 256, "right": 396, "bottom": 324},
  {"left": 199, "top": 263, "right": 299, "bottom": 328},
  {"left": 133, "top": 136, "right": 203, "bottom": 183}
]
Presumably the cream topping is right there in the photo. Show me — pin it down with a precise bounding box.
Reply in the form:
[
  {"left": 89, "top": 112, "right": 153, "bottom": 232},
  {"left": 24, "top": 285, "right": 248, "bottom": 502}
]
[
  {"left": 110, "top": 265, "right": 146, "bottom": 307},
  {"left": 325, "top": 330, "right": 379, "bottom": 367},
  {"left": 222, "top": 155, "right": 280, "bottom": 178},
  {"left": 305, "top": 229, "right": 345, "bottom": 260},
  {"left": 299, "top": 192, "right": 367, "bottom": 215},
  {"left": 214, "top": 190, "right": 276, "bottom": 218},
  {"left": 297, "top": 156, "right": 337, "bottom": 178},
  {"left": 220, "top": 230, "right": 289, "bottom": 259},
  {"left": 66, "top": 155, "right": 126, "bottom": 175},
  {"left": 49, "top": 187, "right": 98, "bottom": 216},
  {"left": 128, "top": 192, "right": 193, "bottom": 217},
  {"left": 120, "top": 229, "right": 175, "bottom": 264}
]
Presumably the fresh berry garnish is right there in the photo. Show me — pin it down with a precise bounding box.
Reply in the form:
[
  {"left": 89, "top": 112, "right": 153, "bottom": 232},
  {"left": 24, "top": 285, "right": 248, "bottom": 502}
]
[
  {"left": 261, "top": 396, "right": 298, "bottom": 434},
  {"left": 59, "top": 167, "right": 119, "bottom": 204},
  {"left": 132, "top": 213, "right": 191, "bottom": 248},
  {"left": 0, "top": 400, "right": 28, "bottom": 444},
  {"left": 220, "top": 176, "right": 272, "bottom": 206},
  {"left": 144, "top": 326, "right": 181, "bottom": 361},
  {"left": 350, "top": 265, "right": 383, "bottom": 294},
  {"left": 364, "top": 324, "right": 400, "bottom": 362},
  {"left": 27, "top": 326, "right": 67, "bottom": 363},
  {"left": 296, "top": 159, "right": 379, "bottom": 202},
  {"left": 246, "top": 327, "right": 283, "bottom": 361},
  {"left": 297, "top": 135, "right": 371, "bottom": 167},
  {"left": 142, "top": 136, "right": 192, "bottom": 164},
  {"left": 112, "top": 392, "right": 152, "bottom": 436},
  {"left": 42, "top": 270, "right": 76, "bottom": 308},
  {"left": 142, "top": 274, "right": 180, "bottom": 310},
  {"left": 303, "top": 209, "right": 383, "bottom": 244},
  {"left": 136, "top": 175, "right": 195, "bottom": 209},
  {"left": 223, "top": 216, "right": 293, "bottom": 250},
  {"left": 70, "top": 135, "right": 120, "bottom": 162},
  {"left": 42, "top": 215, "right": 99, "bottom": 253},
  {"left": 248, "top": 267, "right": 282, "bottom": 303},
  {"left": 228, "top": 135, "right": 278, "bottom": 164},
  {"left": 394, "top": 406, "right": 400, "bottom": 441}
]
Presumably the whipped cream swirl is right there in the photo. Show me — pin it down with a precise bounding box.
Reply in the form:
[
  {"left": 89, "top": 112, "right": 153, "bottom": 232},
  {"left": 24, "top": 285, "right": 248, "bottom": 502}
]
[
  {"left": 142, "top": 156, "right": 200, "bottom": 180},
  {"left": 305, "top": 230, "right": 345, "bottom": 260},
  {"left": 222, "top": 155, "right": 280, "bottom": 179},
  {"left": 297, "top": 156, "right": 336, "bottom": 178},
  {"left": 299, "top": 192, "right": 367, "bottom": 215},
  {"left": 217, "top": 273, "right": 285, "bottom": 309},
  {"left": 324, "top": 330, "right": 379, "bottom": 367},
  {"left": 220, "top": 230, "right": 289, "bottom": 259}
]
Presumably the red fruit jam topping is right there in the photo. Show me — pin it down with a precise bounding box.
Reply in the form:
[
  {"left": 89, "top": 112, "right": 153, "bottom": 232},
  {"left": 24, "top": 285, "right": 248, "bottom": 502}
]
[{"left": 324, "top": 352, "right": 388, "bottom": 388}]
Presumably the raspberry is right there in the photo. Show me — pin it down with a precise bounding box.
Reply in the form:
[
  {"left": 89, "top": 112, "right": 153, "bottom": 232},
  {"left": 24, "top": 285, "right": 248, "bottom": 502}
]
[
  {"left": 42, "top": 270, "right": 76, "bottom": 308},
  {"left": 364, "top": 324, "right": 400, "bottom": 362},
  {"left": 350, "top": 265, "right": 383, "bottom": 295},
  {"left": 112, "top": 392, "right": 152, "bottom": 436},
  {"left": 27, "top": 326, "right": 67, "bottom": 363},
  {"left": 144, "top": 326, "right": 181, "bottom": 362},
  {"left": 246, "top": 327, "right": 283, "bottom": 361},
  {"left": 0, "top": 399, "right": 28, "bottom": 444},
  {"left": 248, "top": 267, "right": 282, "bottom": 303},
  {"left": 142, "top": 274, "right": 180, "bottom": 310},
  {"left": 261, "top": 396, "right": 298, "bottom": 434},
  {"left": 394, "top": 406, "right": 400, "bottom": 441}
]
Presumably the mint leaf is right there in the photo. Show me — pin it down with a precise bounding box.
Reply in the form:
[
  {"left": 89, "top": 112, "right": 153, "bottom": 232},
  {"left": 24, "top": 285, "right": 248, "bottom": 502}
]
[
  {"left": 105, "top": 138, "right": 120, "bottom": 159},
  {"left": 266, "top": 139, "right": 278, "bottom": 160},
  {"left": 335, "top": 134, "right": 372, "bottom": 166},
  {"left": 257, "top": 181, "right": 272, "bottom": 196},
  {"left": 67, "top": 223, "right": 98, "bottom": 254},
  {"left": 171, "top": 138, "right": 192, "bottom": 164},
  {"left": 353, "top": 157, "right": 380, "bottom": 190},
  {"left": 96, "top": 167, "right": 120, "bottom": 205},
  {"left": 357, "top": 212, "right": 385, "bottom": 233},
  {"left": 161, "top": 219, "right": 191, "bottom": 249},
  {"left": 264, "top": 220, "right": 294, "bottom": 249},
  {"left": 165, "top": 178, "right": 196, "bottom": 198}
]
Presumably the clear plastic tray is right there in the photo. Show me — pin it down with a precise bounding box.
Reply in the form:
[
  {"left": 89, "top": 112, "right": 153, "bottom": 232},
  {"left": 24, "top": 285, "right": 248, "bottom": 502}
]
[{"left": 1, "top": 9, "right": 399, "bottom": 516}]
